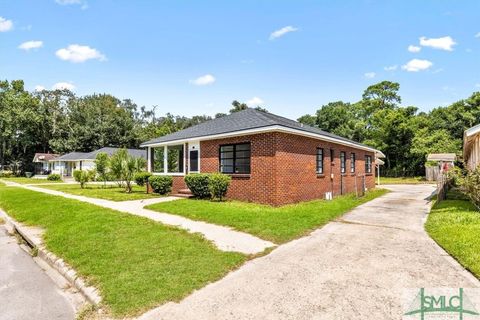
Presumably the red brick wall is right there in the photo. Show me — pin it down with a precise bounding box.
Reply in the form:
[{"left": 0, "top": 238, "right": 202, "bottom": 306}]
[
  {"left": 196, "top": 131, "right": 376, "bottom": 206},
  {"left": 274, "top": 132, "right": 375, "bottom": 205},
  {"left": 200, "top": 133, "right": 278, "bottom": 204}
]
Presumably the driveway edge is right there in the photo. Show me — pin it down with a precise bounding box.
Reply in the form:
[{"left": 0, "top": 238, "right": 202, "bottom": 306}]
[{"left": 0, "top": 208, "right": 102, "bottom": 306}]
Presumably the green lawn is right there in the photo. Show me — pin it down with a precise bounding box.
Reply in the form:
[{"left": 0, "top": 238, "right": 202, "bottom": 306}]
[
  {"left": 0, "top": 185, "right": 245, "bottom": 317},
  {"left": 378, "top": 176, "right": 434, "bottom": 184},
  {"left": 146, "top": 189, "right": 388, "bottom": 243},
  {"left": 39, "top": 183, "right": 160, "bottom": 201},
  {"left": 0, "top": 177, "right": 64, "bottom": 184},
  {"left": 426, "top": 197, "right": 480, "bottom": 279}
]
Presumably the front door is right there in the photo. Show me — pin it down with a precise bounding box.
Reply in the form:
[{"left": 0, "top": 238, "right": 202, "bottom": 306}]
[{"left": 189, "top": 150, "right": 199, "bottom": 172}]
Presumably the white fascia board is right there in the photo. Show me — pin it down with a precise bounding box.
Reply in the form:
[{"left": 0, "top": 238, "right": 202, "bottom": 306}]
[
  {"left": 465, "top": 124, "right": 480, "bottom": 138},
  {"left": 141, "top": 125, "right": 382, "bottom": 155}
]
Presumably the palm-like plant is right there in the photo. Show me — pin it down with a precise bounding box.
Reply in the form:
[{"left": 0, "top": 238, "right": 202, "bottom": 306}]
[{"left": 109, "top": 149, "right": 146, "bottom": 193}]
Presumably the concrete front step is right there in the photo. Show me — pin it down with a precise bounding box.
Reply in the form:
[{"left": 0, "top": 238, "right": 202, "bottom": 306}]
[
  {"left": 172, "top": 193, "right": 193, "bottom": 198},
  {"left": 178, "top": 188, "right": 193, "bottom": 195}
]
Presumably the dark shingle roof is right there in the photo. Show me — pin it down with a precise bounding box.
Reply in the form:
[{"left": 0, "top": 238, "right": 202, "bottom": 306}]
[
  {"left": 54, "top": 148, "right": 146, "bottom": 161},
  {"left": 55, "top": 152, "right": 90, "bottom": 161},
  {"left": 85, "top": 147, "right": 146, "bottom": 160},
  {"left": 141, "top": 108, "right": 375, "bottom": 151}
]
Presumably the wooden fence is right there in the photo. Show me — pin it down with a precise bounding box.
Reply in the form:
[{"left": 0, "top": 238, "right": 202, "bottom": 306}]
[{"left": 437, "top": 173, "right": 448, "bottom": 201}]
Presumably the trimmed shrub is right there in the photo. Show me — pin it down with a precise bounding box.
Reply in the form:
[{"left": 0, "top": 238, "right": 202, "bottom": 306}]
[
  {"left": 149, "top": 175, "right": 173, "bottom": 195},
  {"left": 134, "top": 172, "right": 152, "bottom": 186},
  {"left": 47, "top": 173, "right": 61, "bottom": 181},
  {"left": 184, "top": 174, "right": 211, "bottom": 198},
  {"left": 208, "top": 173, "right": 231, "bottom": 201},
  {"left": 73, "top": 170, "right": 92, "bottom": 189},
  {"left": 0, "top": 170, "right": 13, "bottom": 178}
]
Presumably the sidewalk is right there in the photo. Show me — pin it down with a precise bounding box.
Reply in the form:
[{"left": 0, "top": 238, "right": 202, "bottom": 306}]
[{"left": 6, "top": 182, "right": 274, "bottom": 255}]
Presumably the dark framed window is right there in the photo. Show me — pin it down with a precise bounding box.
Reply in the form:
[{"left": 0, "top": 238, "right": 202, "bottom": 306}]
[
  {"left": 340, "top": 151, "right": 346, "bottom": 174},
  {"left": 189, "top": 150, "right": 199, "bottom": 172},
  {"left": 316, "top": 148, "right": 324, "bottom": 174},
  {"left": 365, "top": 155, "right": 372, "bottom": 173},
  {"left": 219, "top": 143, "right": 251, "bottom": 174},
  {"left": 350, "top": 153, "right": 356, "bottom": 173}
]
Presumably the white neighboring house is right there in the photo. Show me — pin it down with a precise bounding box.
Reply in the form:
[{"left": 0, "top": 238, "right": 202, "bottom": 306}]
[
  {"left": 50, "top": 147, "right": 146, "bottom": 177},
  {"left": 33, "top": 153, "right": 60, "bottom": 175}
]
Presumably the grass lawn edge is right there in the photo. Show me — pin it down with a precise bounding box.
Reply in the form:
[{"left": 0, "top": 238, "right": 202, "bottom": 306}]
[
  {"left": 425, "top": 197, "right": 480, "bottom": 280},
  {"left": 0, "top": 185, "right": 246, "bottom": 317},
  {"left": 146, "top": 188, "right": 389, "bottom": 244}
]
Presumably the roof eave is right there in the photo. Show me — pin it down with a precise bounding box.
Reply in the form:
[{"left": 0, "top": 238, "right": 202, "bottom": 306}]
[{"left": 140, "top": 125, "right": 382, "bottom": 155}]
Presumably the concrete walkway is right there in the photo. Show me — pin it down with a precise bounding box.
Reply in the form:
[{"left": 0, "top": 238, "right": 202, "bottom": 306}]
[
  {"left": 0, "top": 226, "right": 79, "bottom": 320},
  {"left": 4, "top": 182, "right": 274, "bottom": 255},
  {"left": 139, "top": 184, "right": 480, "bottom": 320}
]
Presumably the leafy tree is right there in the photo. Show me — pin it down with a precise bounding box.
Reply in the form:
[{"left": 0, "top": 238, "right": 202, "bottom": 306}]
[
  {"left": 94, "top": 152, "right": 109, "bottom": 187},
  {"left": 361, "top": 80, "right": 401, "bottom": 112},
  {"left": 229, "top": 100, "right": 248, "bottom": 113}
]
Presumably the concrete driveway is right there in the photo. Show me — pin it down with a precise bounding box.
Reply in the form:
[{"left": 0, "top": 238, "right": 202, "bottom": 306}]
[
  {"left": 140, "top": 184, "right": 480, "bottom": 320},
  {"left": 0, "top": 226, "right": 78, "bottom": 320}
]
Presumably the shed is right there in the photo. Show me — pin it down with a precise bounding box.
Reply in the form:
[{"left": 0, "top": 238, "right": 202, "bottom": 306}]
[{"left": 425, "top": 153, "right": 456, "bottom": 181}]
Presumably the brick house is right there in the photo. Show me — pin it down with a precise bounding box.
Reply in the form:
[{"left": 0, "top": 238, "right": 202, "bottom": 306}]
[{"left": 141, "top": 108, "right": 384, "bottom": 206}]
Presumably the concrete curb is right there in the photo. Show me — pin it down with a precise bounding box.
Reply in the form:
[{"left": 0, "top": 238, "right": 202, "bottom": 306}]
[{"left": 0, "top": 209, "right": 102, "bottom": 306}]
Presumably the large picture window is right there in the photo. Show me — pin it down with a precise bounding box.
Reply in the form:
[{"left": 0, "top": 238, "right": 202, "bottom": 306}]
[
  {"left": 167, "top": 145, "right": 184, "bottom": 173},
  {"left": 150, "top": 144, "right": 184, "bottom": 174},
  {"left": 350, "top": 153, "right": 356, "bottom": 173},
  {"left": 365, "top": 155, "right": 372, "bottom": 173},
  {"left": 151, "top": 147, "right": 164, "bottom": 173},
  {"left": 340, "top": 151, "right": 346, "bottom": 174},
  {"left": 316, "top": 148, "right": 324, "bottom": 174},
  {"left": 219, "top": 143, "right": 251, "bottom": 174}
]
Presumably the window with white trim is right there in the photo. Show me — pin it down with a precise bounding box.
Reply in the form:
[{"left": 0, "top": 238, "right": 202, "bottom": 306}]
[
  {"left": 340, "top": 151, "right": 346, "bottom": 174},
  {"left": 316, "top": 148, "right": 324, "bottom": 174},
  {"left": 350, "top": 153, "right": 356, "bottom": 173},
  {"left": 150, "top": 144, "right": 184, "bottom": 174},
  {"left": 365, "top": 155, "right": 372, "bottom": 173}
]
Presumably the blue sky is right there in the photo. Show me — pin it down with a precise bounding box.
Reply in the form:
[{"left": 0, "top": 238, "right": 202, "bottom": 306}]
[{"left": 1, "top": 0, "right": 480, "bottom": 119}]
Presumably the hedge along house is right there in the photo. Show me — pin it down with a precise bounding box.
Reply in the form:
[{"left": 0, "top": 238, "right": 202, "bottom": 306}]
[
  {"left": 141, "top": 108, "right": 384, "bottom": 206},
  {"left": 50, "top": 147, "right": 146, "bottom": 177}
]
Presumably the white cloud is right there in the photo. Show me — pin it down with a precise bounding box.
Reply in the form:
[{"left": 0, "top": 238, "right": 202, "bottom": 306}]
[
  {"left": 364, "top": 72, "right": 376, "bottom": 79},
  {"left": 0, "top": 17, "right": 13, "bottom": 32},
  {"left": 401, "top": 59, "right": 433, "bottom": 72},
  {"left": 190, "top": 74, "right": 216, "bottom": 86},
  {"left": 52, "top": 82, "right": 75, "bottom": 91},
  {"left": 419, "top": 36, "right": 456, "bottom": 51},
  {"left": 408, "top": 45, "right": 421, "bottom": 53},
  {"left": 56, "top": 44, "right": 106, "bottom": 63},
  {"left": 55, "top": 0, "right": 87, "bottom": 8},
  {"left": 384, "top": 65, "right": 398, "bottom": 71},
  {"left": 246, "top": 96, "right": 264, "bottom": 106},
  {"left": 269, "top": 26, "right": 298, "bottom": 40},
  {"left": 475, "top": 32, "right": 480, "bottom": 38},
  {"left": 34, "top": 85, "right": 45, "bottom": 92},
  {"left": 18, "top": 40, "right": 43, "bottom": 51}
]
